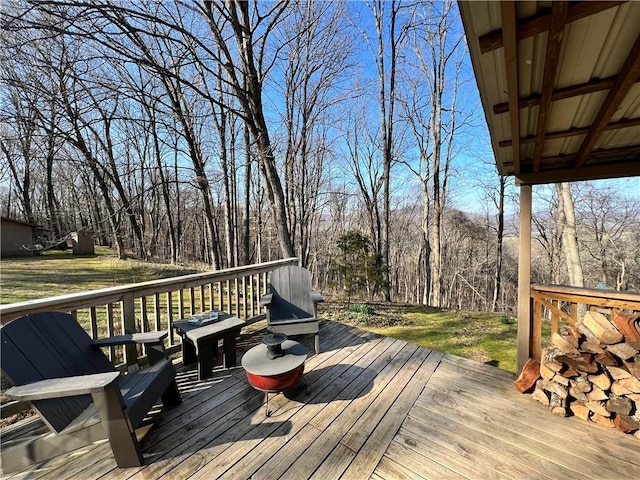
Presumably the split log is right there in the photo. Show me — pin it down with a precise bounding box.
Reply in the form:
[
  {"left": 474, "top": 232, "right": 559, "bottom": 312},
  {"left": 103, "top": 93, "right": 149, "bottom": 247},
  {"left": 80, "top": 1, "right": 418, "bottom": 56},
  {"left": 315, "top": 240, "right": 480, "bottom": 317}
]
[
  {"left": 622, "top": 357, "right": 640, "bottom": 380},
  {"left": 514, "top": 358, "right": 541, "bottom": 393},
  {"left": 569, "top": 376, "right": 592, "bottom": 394},
  {"left": 570, "top": 391, "right": 589, "bottom": 403},
  {"left": 549, "top": 392, "right": 568, "bottom": 417},
  {"left": 595, "top": 350, "right": 619, "bottom": 367},
  {"left": 532, "top": 384, "right": 550, "bottom": 406},
  {"left": 606, "top": 396, "right": 633, "bottom": 416},
  {"left": 540, "top": 363, "right": 557, "bottom": 381},
  {"left": 627, "top": 393, "right": 640, "bottom": 406},
  {"left": 607, "top": 342, "right": 639, "bottom": 361},
  {"left": 559, "top": 325, "right": 582, "bottom": 345},
  {"left": 551, "top": 332, "right": 580, "bottom": 355},
  {"left": 614, "top": 414, "right": 640, "bottom": 433},
  {"left": 569, "top": 402, "right": 591, "bottom": 421},
  {"left": 558, "top": 366, "right": 579, "bottom": 378},
  {"left": 585, "top": 401, "right": 610, "bottom": 417},
  {"left": 611, "top": 381, "right": 633, "bottom": 396},
  {"left": 618, "top": 376, "right": 640, "bottom": 393},
  {"left": 588, "top": 372, "right": 612, "bottom": 391},
  {"left": 587, "top": 386, "right": 609, "bottom": 402},
  {"left": 607, "top": 366, "right": 632, "bottom": 381},
  {"left": 580, "top": 340, "right": 604, "bottom": 354},
  {"left": 583, "top": 311, "right": 624, "bottom": 344},
  {"left": 611, "top": 309, "right": 640, "bottom": 343},
  {"left": 554, "top": 374, "right": 570, "bottom": 386},
  {"left": 556, "top": 353, "right": 598, "bottom": 374},
  {"left": 542, "top": 346, "right": 564, "bottom": 373},
  {"left": 538, "top": 379, "right": 569, "bottom": 399},
  {"left": 577, "top": 322, "right": 601, "bottom": 344},
  {"left": 590, "top": 413, "right": 615, "bottom": 428}
]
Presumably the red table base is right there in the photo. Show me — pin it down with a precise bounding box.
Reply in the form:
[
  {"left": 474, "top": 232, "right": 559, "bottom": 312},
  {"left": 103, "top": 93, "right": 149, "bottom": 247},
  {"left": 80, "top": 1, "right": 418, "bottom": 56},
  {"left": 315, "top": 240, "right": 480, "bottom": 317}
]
[{"left": 246, "top": 364, "right": 305, "bottom": 393}]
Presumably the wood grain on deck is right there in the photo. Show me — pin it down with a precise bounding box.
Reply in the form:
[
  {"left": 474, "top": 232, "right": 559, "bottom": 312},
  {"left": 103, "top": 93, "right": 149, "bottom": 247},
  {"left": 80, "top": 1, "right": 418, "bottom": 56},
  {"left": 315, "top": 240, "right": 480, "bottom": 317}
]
[{"left": 3, "top": 320, "right": 639, "bottom": 480}]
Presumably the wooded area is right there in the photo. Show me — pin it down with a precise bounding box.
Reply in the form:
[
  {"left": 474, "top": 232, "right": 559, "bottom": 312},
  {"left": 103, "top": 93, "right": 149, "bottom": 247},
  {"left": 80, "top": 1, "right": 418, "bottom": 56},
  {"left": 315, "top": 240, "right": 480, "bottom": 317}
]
[{"left": 1, "top": 1, "right": 638, "bottom": 313}]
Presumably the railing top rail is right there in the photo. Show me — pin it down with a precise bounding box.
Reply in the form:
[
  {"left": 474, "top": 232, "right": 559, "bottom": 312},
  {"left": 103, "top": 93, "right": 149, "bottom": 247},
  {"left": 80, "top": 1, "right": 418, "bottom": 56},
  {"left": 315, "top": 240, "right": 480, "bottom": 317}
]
[
  {"left": 0, "top": 258, "right": 297, "bottom": 324},
  {"left": 531, "top": 283, "right": 640, "bottom": 305}
]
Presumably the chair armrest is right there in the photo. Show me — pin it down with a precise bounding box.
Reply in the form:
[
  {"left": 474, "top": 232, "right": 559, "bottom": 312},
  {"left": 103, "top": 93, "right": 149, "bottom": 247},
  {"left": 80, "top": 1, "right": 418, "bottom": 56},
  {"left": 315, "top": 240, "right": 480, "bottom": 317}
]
[
  {"left": 260, "top": 293, "right": 273, "bottom": 307},
  {"left": 91, "top": 331, "right": 168, "bottom": 348},
  {"left": 310, "top": 291, "right": 324, "bottom": 304},
  {"left": 6, "top": 372, "right": 121, "bottom": 402}
]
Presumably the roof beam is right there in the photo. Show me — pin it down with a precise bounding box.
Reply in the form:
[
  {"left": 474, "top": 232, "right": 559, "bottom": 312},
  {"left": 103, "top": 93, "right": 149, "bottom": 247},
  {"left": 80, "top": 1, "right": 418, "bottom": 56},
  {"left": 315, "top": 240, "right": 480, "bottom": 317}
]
[
  {"left": 574, "top": 32, "right": 640, "bottom": 167},
  {"left": 479, "top": 1, "right": 626, "bottom": 54},
  {"left": 499, "top": 117, "right": 640, "bottom": 148},
  {"left": 515, "top": 158, "right": 640, "bottom": 185},
  {"left": 492, "top": 76, "right": 632, "bottom": 114},
  {"left": 501, "top": 1, "right": 520, "bottom": 173},
  {"left": 533, "top": 2, "right": 569, "bottom": 172}
]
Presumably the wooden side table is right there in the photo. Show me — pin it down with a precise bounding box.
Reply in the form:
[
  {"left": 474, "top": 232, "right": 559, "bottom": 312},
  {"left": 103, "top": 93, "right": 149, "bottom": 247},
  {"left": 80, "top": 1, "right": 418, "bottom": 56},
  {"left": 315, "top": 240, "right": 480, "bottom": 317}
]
[{"left": 173, "top": 313, "right": 246, "bottom": 380}]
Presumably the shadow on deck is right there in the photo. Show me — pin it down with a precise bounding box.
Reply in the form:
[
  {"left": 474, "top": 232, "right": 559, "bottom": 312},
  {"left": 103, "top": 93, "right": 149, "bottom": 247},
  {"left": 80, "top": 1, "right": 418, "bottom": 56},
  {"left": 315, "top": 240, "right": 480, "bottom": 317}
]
[{"left": 2, "top": 320, "right": 639, "bottom": 480}]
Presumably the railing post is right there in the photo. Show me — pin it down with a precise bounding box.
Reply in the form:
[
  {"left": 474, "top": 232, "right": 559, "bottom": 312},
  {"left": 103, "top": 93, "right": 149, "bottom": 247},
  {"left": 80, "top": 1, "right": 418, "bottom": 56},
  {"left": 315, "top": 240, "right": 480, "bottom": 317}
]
[
  {"left": 531, "top": 298, "right": 542, "bottom": 362},
  {"left": 121, "top": 292, "right": 137, "bottom": 366}
]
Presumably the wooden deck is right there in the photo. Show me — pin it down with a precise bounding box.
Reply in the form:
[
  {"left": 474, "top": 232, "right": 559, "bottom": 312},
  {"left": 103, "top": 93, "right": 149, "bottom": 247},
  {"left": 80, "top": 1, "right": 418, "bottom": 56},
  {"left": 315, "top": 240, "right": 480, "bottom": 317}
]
[{"left": 2, "top": 320, "right": 639, "bottom": 479}]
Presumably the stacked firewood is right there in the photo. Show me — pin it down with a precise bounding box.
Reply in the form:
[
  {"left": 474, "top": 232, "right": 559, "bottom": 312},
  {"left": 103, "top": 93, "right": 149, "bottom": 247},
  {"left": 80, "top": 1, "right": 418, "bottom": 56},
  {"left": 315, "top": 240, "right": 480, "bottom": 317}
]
[{"left": 515, "top": 309, "right": 640, "bottom": 437}]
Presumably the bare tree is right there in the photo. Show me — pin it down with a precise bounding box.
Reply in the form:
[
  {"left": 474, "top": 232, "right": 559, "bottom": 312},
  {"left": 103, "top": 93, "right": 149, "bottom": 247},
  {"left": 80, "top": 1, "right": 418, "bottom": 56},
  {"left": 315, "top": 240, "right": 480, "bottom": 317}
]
[
  {"left": 576, "top": 183, "right": 639, "bottom": 290},
  {"left": 276, "top": 0, "right": 355, "bottom": 267},
  {"left": 402, "top": 0, "right": 467, "bottom": 307},
  {"left": 556, "top": 183, "right": 584, "bottom": 288},
  {"left": 361, "top": 0, "right": 409, "bottom": 301}
]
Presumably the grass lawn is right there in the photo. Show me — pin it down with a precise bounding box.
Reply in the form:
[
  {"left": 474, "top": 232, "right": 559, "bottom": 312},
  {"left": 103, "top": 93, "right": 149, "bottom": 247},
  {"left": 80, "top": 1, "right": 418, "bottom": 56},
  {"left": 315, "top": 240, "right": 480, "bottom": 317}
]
[
  {"left": 1, "top": 247, "right": 200, "bottom": 304},
  {"left": 322, "top": 303, "right": 518, "bottom": 373},
  {"left": 1, "top": 251, "right": 518, "bottom": 373}
]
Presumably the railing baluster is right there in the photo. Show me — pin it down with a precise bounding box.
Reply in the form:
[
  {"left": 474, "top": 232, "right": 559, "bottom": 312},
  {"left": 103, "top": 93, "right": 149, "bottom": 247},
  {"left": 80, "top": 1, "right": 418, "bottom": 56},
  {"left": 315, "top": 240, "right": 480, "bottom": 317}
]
[
  {"left": 233, "top": 278, "right": 239, "bottom": 317},
  {"left": 107, "top": 303, "right": 115, "bottom": 361},
  {"left": 241, "top": 276, "right": 247, "bottom": 319},
  {"left": 199, "top": 285, "right": 205, "bottom": 312},
  {"left": 167, "top": 291, "right": 174, "bottom": 345},
  {"left": 226, "top": 280, "right": 232, "bottom": 315},
  {"left": 189, "top": 287, "right": 195, "bottom": 314},
  {"left": 154, "top": 293, "right": 161, "bottom": 332},
  {"left": 209, "top": 283, "right": 215, "bottom": 310},
  {"left": 178, "top": 290, "right": 185, "bottom": 321},
  {"left": 90, "top": 307, "right": 98, "bottom": 339},
  {"left": 249, "top": 274, "right": 255, "bottom": 318},
  {"left": 140, "top": 297, "right": 148, "bottom": 333},
  {"left": 218, "top": 281, "right": 223, "bottom": 311}
]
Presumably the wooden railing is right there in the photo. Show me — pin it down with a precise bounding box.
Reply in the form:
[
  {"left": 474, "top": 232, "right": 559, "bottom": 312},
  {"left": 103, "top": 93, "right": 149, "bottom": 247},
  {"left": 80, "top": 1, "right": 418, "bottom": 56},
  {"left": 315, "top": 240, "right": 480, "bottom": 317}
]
[
  {"left": 0, "top": 258, "right": 298, "bottom": 419},
  {"left": 0, "top": 258, "right": 297, "bottom": 365},
  {"left": 529, "top": 284, "right": 640, "bottom": 361}
]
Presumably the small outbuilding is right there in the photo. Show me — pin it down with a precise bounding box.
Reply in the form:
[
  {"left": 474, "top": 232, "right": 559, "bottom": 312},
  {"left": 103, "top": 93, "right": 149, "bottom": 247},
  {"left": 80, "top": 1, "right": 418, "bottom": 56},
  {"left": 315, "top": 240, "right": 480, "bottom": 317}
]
[
  {"left": 1, "top": 217, "right": 39, "bottom": 257},
  {"left": 70, "top": 231, "right": 95, "bottom": 255}
]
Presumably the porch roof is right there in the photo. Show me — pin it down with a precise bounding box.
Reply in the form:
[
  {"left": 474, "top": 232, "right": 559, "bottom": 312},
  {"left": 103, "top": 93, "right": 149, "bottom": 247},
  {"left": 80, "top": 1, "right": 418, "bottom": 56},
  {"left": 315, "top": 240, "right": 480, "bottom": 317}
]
[{"left": 459, "top": 1, "right": 640, "bottom": 185}]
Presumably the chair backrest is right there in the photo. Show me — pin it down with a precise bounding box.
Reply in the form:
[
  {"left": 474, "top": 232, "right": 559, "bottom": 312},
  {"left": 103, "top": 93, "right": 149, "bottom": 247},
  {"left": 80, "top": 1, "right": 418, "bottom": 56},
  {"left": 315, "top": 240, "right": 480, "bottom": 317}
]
[
  {"left": 268, "top": 266, "right": 316, "bottom": 321},
  {"left": 1, "top": 312, "right": 115, "bottom": 432}
]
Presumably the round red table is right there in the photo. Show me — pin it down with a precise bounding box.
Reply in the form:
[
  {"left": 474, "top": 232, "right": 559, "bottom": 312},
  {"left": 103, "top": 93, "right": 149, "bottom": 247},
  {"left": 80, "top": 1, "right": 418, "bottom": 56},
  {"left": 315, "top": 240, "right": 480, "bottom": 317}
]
[{"left": 241, "top": 335, "right": 307, "bottom": 416}]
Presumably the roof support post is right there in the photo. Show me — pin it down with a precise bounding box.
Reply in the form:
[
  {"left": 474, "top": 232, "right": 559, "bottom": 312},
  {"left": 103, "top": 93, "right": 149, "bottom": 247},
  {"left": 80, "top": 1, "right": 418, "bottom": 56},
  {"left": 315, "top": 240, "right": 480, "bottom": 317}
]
[{"left": 517, "top": 184, "right": 532, "bottom": 373}]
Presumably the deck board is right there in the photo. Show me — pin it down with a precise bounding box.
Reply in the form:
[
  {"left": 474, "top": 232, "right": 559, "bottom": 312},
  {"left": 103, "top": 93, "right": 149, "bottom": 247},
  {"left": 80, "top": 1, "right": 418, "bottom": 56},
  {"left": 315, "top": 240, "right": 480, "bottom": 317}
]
[{"left": 2, "top": 320, "right": 639, "bottom": 480}]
